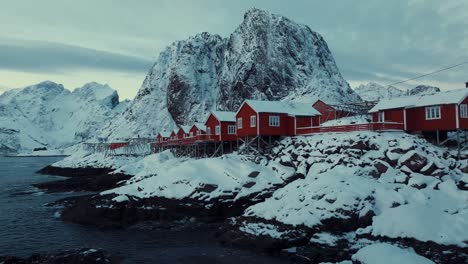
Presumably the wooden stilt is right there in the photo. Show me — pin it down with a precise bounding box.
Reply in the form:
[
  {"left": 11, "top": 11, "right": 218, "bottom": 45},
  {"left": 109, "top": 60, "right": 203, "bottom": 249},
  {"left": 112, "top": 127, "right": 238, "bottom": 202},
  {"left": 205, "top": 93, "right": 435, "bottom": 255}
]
[{"left": 436, "top": 130, "right": 440, "bottom": 145}]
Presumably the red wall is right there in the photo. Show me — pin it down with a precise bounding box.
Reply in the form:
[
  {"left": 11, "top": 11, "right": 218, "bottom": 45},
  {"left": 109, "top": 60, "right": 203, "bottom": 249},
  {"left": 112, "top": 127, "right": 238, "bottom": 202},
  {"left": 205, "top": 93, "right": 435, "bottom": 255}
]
[
  {"left": 236, "top": 103, "right": 258, "bottom": 137},
  {"left": 204, "top": 114, "right": 237, "bottom": 141},
  {"left": 258, "top": 112, "right": 291, "bottom": 136},
  {"left": 221, "top": 122, "right": 237, "bottom": 141},
  {"left": 372, "top": 108, "right": 405, "bottom": 123},
  {"left": 177, "top": 128, "right": 188, "bottom": 139},
  {"left": 189, "top": 125, "right": 204, "bottom": 137},
  {"left": 406, "top": 105, "right": 456, "bottom": 131},
  {"left": 170, "top": 131, "right": 177, "bottom": 140},
  {"left": 205, "top": 114, "right": 220, "bottom": 141},
  {"left": 312, "top": 100, "right": 348, "bottom": 123}
]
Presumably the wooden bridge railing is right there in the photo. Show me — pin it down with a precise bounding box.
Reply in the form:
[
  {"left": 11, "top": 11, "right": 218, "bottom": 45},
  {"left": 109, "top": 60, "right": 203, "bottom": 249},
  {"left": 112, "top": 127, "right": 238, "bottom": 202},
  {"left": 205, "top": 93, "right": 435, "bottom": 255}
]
[{"left": 295, "top": 122, "right": 404, "bottom": 135}]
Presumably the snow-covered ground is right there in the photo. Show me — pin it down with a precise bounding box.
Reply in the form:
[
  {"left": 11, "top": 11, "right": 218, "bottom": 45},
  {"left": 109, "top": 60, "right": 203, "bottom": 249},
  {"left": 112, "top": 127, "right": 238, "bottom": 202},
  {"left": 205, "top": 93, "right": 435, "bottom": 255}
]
[
  {"left": 51, "top": 131, "right": 468, "bottom": 262},
  {"left": 320, "top": 115, "right": 371, "bottom": 126}
]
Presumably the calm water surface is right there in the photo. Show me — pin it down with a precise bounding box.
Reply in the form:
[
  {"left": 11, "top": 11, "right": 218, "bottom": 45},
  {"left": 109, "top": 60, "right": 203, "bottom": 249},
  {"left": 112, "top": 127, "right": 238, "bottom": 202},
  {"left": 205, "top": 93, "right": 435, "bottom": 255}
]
[{"left": 0, "top": 157, "right": 288, "bottom": 263}]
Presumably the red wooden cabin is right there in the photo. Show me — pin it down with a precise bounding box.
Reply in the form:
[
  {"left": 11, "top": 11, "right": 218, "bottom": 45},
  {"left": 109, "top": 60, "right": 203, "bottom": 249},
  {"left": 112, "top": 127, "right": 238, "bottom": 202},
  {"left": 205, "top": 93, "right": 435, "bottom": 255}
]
[
  {"left": 312, "top": 99, "right": 350, "bottom": 123},
  {"left": 369, "top": 89, "right": 468, "bottom": 132},
  {"left": 177, "top": 125, "right": 191, "bottom": 140},
  {"left": 204, "top": 111, "right": 237, "bottom": 142},
  {"left": 156, "top": 131, "right": 171, "bottom": 143},
  {"left": 236, "top": 100, "right": 321, "bottom": 137}
]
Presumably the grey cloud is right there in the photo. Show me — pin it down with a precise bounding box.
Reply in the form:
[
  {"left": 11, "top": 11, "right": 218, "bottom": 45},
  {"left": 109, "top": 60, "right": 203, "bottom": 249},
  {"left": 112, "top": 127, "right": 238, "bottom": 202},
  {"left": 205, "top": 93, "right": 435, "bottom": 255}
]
[{"left": 0, "top": 39, "right": 153, "bottom": 74}]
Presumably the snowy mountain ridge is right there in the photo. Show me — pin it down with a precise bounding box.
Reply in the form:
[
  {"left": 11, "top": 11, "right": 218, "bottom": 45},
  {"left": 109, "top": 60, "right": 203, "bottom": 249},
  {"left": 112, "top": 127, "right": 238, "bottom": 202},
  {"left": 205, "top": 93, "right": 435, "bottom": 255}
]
[
  {"left": 99, "top": 8, "right": 361, "bottom": 139},
  {"left": 0, "top": 81, "right": 129, "bottom": 154},
  {"left": 354, "top": 82, "right": 441, "bottom": 101}
]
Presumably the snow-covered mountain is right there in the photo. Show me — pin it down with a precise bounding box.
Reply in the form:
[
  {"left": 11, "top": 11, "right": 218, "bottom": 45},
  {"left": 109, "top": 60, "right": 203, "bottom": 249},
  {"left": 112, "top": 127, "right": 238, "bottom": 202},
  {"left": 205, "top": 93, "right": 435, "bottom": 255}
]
[
  {"left": 354, "top": 82, "right": 441, "bottom": 101},
  {"left": 100, "top": 8, "right": 360, "bottom": 139},
  {"left": 0, "top": 81, "right": 128, "bottom": 154}
]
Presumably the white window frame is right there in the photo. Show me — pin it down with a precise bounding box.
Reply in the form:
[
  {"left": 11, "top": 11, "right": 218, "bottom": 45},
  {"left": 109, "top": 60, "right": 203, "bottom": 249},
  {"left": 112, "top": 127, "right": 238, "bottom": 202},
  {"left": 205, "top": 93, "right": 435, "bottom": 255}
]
[
  {"left": 378, "top": 111, "right": 385, "bottom": 122},
  {"left": 228, "top": 125, "right": 236, "bottom": 134},
  {"left": 189, "top": 132, "right": 193, "bottom": 137},
  {"left": 207, "top": 127, "right": 211, "bottom": 135},
  {"left": 461, "top": 104, "right": 468, "bottom": 118},
  {"left": 269, "top": 115, "right": 280, "bottom": 127},
  {"left": 237, "top": 118, "right": 243, "bottom": 129},
  {"left": 425, "top": 106, "right": 441, "bottom": 120},
  {"left": 215, "top": 125, "right": 221, "bottom": 135},
  {"left": 250, "top": 115, "right": 256, "bottom": 127}
]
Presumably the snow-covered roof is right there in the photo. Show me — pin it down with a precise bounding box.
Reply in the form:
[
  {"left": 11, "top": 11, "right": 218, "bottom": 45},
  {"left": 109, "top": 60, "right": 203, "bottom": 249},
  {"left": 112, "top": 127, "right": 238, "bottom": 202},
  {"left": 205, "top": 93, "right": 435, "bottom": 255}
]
[
  {"left": 239, "top": 100, "right": 321, "bottom": 116},
  {"left": 158, "top": 131, "right": 171, "bottom": 138},
  {"left": 210, "top": 111, "right": 236, "bottom": 122},
  {"left": 179, "top": 125, "right": 191, "bottom": 133},
  {"left": 193, "top": 122, "right": 206, "bottom": 131},
  {"left": 369, "top": 89, "right": 468, "bottom": 112}
]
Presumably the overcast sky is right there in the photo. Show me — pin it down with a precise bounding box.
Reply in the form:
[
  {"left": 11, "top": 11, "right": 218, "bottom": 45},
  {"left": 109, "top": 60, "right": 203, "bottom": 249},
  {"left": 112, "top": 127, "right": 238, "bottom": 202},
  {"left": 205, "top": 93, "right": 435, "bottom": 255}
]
[{"left": 0, "top": 0, "right": 467, "bottom": 99}]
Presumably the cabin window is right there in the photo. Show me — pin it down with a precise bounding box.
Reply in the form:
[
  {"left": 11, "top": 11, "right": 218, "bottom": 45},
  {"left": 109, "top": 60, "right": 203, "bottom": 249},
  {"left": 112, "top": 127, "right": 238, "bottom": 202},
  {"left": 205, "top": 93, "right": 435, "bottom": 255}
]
[
  {"left": 269, "top": 116, "right": 280, "bottom": 127},
  {"left": 215, "top": 125, "right": 221, "bottom": 135},
  {"left": 189, "top": 132, "right": 193, "bottom": 137},
  {"left": 250, "top": 115, "right": 256, "bottom": 127},
  {"left": 197, "top": 130, "right": 201, "bottom": 135},
  {"left": 237, "top": 118, "right": 243, "bottom": 129},
  {"left": 461, "top": 104, "right": 468, "bottom": 118},
  {"left": 207, "top": 127, "right": 211, "bottom": 135},
  {"left": 425, "top": 106, "right": 441, "bottom": 120},
  {"left": 228, "top": 125, "right": 236, "bottom": 134},
  {"left": 378, "top": 112, "right": 385, "bottom": 122}
]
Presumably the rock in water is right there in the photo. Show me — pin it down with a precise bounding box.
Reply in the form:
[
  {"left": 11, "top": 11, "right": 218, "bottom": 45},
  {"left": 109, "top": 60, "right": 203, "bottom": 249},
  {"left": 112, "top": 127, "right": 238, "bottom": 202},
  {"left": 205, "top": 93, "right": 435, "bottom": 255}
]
[{"left": 100, "top": 8, "right": 361, "bottom": 139}]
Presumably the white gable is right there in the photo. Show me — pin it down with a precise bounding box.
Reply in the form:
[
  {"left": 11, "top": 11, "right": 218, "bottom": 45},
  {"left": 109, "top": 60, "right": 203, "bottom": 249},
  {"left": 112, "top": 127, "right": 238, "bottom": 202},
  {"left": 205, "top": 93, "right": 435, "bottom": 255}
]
[
  {"left": 241, "top": 100, "right": 321, "bottom": 116},
  {"left": 369, "top": 89, "right": 468, "bottom": 113}
]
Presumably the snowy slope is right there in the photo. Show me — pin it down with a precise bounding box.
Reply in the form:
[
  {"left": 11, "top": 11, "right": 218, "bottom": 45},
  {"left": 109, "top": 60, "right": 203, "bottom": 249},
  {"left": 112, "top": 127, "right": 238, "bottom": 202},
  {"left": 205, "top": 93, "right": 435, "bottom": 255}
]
[
  {"left": 52, "top": 131, "right": 468, "bottom": 262},
  {"left": 354, "top": 82, "right": 441, "bottom": 101},
  {"left": 100, "top": 8, "right": 361, "bottom": 139},
  {"left": 0, "top": 81, "right": 128, "bottom": 153}
]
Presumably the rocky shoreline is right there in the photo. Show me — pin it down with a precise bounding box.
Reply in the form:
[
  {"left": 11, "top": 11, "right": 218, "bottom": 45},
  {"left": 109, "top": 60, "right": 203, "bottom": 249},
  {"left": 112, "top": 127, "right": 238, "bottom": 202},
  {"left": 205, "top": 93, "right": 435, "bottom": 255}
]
[
  {"left": 35, "top": 166, "right": 131, "bottom": 193},
  {"left": 33, "top": 132, "right": 468, "bottom": 263},
  {"left": 0, "top": 248, "right": 120, "bottom": 264}
]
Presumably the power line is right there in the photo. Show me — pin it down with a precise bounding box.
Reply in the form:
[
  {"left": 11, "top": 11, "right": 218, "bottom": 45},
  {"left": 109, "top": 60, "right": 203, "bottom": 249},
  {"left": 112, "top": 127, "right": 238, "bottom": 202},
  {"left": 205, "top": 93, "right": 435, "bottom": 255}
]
[{"left": 387, "top": 60, "right": 468, "bottom": 87}]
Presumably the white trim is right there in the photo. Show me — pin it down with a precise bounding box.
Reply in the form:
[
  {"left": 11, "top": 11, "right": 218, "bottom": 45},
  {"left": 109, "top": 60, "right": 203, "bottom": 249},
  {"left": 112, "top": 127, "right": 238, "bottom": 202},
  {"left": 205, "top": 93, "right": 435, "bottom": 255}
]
[
  {"left": 460, "top": 104, "right": 468, "bottom": 118},
  {"left": 257, "top": 112, "right": 260, "bottom": 136},
  {"left": 425, "top": 106, "right": 441, "bottom": 120},
  {"left": 403, "top": 108, "right": 407, "bottom": 130},
  {"left": 218, "top": 120, "right": 222, "bottom": 141},
  {"left": 250, "top": 115, "right": 256, "bottom": 127},
  {"left": 378, "top": 111, "right": 385, "bottom": 122},
  {"left": 268, "top": 115, "right": 280, "bottom": 127},
  {"left": 294, "top": 116, "right": 297, "bottom": 135},
  {"left": 227, "top": 125, "right": 236, "bottom": 135},
  {"left": 456, "top": 104, "right": 460, "bottom": 129}
]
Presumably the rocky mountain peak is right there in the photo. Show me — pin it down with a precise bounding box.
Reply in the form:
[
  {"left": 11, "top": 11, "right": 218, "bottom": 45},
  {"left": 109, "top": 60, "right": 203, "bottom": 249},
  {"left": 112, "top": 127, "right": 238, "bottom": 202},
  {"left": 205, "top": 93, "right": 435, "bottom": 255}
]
[
  {"left": 409, "top": 85, "right": 440, "bottom": 96},
  {"left": 100, "top": 9, "right": 361, "bottom": 139}
]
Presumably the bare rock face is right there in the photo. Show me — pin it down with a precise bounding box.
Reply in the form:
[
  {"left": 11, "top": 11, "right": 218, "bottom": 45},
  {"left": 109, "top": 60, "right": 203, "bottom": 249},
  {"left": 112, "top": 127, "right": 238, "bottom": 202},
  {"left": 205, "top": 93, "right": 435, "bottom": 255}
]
[{"left": 101, "top": 8, "right": 361, "bottom": 139}]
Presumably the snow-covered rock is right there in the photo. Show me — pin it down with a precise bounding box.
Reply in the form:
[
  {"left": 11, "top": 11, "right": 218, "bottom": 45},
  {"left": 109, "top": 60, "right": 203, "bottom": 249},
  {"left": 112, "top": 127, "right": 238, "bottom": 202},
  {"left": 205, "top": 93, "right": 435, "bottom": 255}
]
[
  {"left": 351, "top": 243, "right": 434, "bottom": 264},
  {"left": 51, "top": 131, "right": 468, "bottom": 262},
  {"left": 0, "top": 81, "right": 128, "bottom": 153},
  {"left": 100, "top": 8, "right": 361, "bottom": 139}
]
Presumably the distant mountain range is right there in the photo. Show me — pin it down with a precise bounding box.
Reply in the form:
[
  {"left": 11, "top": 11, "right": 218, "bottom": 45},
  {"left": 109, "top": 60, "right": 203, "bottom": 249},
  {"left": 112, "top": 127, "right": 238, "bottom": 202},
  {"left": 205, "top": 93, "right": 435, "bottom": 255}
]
[
  {"left": 0, "top": 81, "right": 128, "bottom": 153},
  {"left": 353, "top": 82, "right": 440, "bottom": 101}
]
